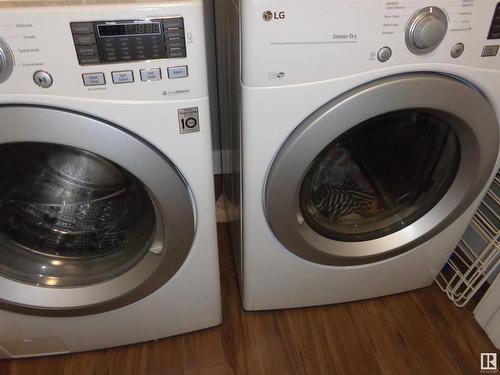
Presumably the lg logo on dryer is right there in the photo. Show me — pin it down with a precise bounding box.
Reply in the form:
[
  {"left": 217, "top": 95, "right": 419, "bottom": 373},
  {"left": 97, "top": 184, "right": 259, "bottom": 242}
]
[{"left": 262, "top": 10, "right": 285, "bottom": 21}]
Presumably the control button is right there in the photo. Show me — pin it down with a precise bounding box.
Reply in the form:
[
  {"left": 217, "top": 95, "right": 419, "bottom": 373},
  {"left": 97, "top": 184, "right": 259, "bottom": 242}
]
[
  {"left": 70, "top": 22, "right": 94, "bottom": 34},
  {"left": 413, "top": 15, "right": 447, "bottom": 49},
  {"left": 451, "top": 43, "right": 464, "bottom": 58},
  {"left": 33, "top": 70, "right": 53, "bottom": 88},
  {"left": 140, "top": 68, "right": 162, "bottom": 81},
  {"left": 164, "top": 29, "right": 185, "bottom": 40},
  {"left": 166, "top": 39, "right": 186, "bottom": 49},
  {"left": 76, "top": 45, "right": 98, "bottom": 56},
  {"left": 166, "top": 48, "right": 186, "bottom": 58},
  {"left": 73, "top": 33, "right": 96, "bottom": 45},
  {"left": 167, "top": 65, "right": 188, "bottom": 79},
  {"left": 377, "top": 46, "right": 392, "bottom": 62},
  {"left": 78, "top": 55, "right": 100, "bottom": 65},
  {"left": 163, "top": 18, "right": 184, "bottom": 30},
  {"left": 0, "top": 38, "right": 14, "bottom": 84},
  {"left": 406, "top": 6, "right": 448, "bottom": 55},
  {"left": 481, "top": 45, "right": 499, "bottom": 57},
  {"left": 112, "top": 70, "right": 134, "bottom": 84},
  {"left": 82, "top": 72, "right": 105, "bottom": 86}
]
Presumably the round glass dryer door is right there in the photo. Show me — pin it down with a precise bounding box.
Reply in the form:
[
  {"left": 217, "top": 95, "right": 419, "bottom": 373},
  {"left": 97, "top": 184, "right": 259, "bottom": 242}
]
[
  {"left": 265, "top": 74, "right": 499, "bottom": 266},
  {"left": 300, "top": 110, "right": 460, "bottom": 242},
  {"left": 0, "top": 106, "right": 195, "bottom": 316}
]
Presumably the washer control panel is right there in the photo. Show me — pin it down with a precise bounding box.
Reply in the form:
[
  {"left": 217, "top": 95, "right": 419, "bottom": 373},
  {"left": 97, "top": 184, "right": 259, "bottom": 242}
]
[
  {"left": 0, "top": 0, "right": 207, "bottom": 100},
  {"left": 71, "top": 18, "right": 186, "bottom": 65}
]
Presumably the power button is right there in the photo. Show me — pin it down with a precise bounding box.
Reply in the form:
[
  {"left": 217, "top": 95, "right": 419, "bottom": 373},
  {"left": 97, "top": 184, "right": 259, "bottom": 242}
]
[
  {"left": 451, "top": 43, "right": 465, "bottom": 59},
  {"left": 377, "top": 47, "right": 392, "bottom": 63},
  {"left": 33, "top": 70, "right": 53, "bottom": 88}
]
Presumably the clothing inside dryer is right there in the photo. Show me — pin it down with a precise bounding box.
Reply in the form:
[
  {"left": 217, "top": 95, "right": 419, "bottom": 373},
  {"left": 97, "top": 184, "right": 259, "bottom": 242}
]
[
  {"left": 300, "top": 109, "right": 461, "bottom": 242},
  {"left": 0, "top": 142, "right": 155, "bottom": 287}
]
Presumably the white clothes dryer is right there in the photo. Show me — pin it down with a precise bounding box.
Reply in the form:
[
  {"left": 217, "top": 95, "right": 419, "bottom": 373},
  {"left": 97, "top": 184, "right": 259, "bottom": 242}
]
[{"left": 214, "top": 0, "right": 500, "bottom": 310}]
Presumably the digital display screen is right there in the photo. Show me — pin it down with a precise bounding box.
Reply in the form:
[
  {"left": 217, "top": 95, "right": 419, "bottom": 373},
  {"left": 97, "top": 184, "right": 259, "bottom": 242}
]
[{"left": 98, "top": 22, "right": 161, "bottom": 37}]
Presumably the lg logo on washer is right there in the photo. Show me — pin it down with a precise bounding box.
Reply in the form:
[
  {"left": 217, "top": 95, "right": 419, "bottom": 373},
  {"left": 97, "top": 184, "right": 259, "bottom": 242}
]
[{"left": 262, "top": 10, "right": 285, "bottom": 21}]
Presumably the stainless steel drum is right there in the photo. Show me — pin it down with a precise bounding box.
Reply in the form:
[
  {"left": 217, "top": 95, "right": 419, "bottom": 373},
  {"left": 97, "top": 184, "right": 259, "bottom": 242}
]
[{"left": 0, "top": 143, "right": 155, "bottom": 287}]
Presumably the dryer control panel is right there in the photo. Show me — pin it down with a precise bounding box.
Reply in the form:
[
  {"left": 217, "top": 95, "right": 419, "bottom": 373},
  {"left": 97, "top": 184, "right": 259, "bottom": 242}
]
[{"left": 241, "top": 0, "right": 500, "bottom": 87}]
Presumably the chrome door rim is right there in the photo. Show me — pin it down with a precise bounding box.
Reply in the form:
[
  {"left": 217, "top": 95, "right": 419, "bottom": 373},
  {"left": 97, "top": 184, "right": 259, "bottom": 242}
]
[
  {"left": 0, "top": 105, "right": 195, "bottom": 316},
  {"left": 265, "top": 73, "right": 499, "bottom": 266}
]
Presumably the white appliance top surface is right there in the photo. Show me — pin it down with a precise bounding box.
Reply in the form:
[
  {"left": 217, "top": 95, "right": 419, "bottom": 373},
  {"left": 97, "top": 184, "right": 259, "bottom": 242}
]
[{"left": 0, "top": 0, "right": 193, "bottom": 8}]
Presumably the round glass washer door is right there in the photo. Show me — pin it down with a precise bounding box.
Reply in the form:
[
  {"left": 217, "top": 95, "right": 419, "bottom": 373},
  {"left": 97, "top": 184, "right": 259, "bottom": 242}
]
[
  {"left": 0, "top": 106, "right": 195, "bottom": 316},
  {"left": 0, "top": 142, "right": 155, "bottom": 288},
  {"left": 265, "top": 73, "right": 499, "bottom": 266}
]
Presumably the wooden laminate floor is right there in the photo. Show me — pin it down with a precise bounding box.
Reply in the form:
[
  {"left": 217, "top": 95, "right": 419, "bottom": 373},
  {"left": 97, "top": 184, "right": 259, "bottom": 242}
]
[{"left": 0, "top": 223, "right": 497, "bottom": 375}]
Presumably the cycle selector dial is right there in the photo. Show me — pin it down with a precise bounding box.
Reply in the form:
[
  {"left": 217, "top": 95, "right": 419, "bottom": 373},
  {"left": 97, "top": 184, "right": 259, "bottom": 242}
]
[
  {"left": 406, "top": 7, "right": 448, "bottom": 55},
  {"left": 0, "top": 38, "right": 14, "bottom": 83}
]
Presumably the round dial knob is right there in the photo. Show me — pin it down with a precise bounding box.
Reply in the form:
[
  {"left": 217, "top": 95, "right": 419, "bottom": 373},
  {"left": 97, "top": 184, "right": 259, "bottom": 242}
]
[
  {"left": 406, "top": 7, "right": 448, "bottom": 55},
  {"left": 0, "top": 38, "right": 14, "bottom": 83}
]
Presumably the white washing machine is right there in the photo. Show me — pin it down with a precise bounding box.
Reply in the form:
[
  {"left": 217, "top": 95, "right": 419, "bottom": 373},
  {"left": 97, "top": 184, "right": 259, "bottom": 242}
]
[
  {"left": 0, "top": 0, "right": 221, "bottom": 358},
  {"left": 214, "top": 0, "right": 500, "bottom": 310}
]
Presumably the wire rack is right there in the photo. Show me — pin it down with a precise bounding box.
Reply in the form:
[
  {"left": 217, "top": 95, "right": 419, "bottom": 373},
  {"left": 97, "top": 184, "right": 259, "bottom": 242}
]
[{"left": 436, "top": 170, "right": 500, "bottom": 307}]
